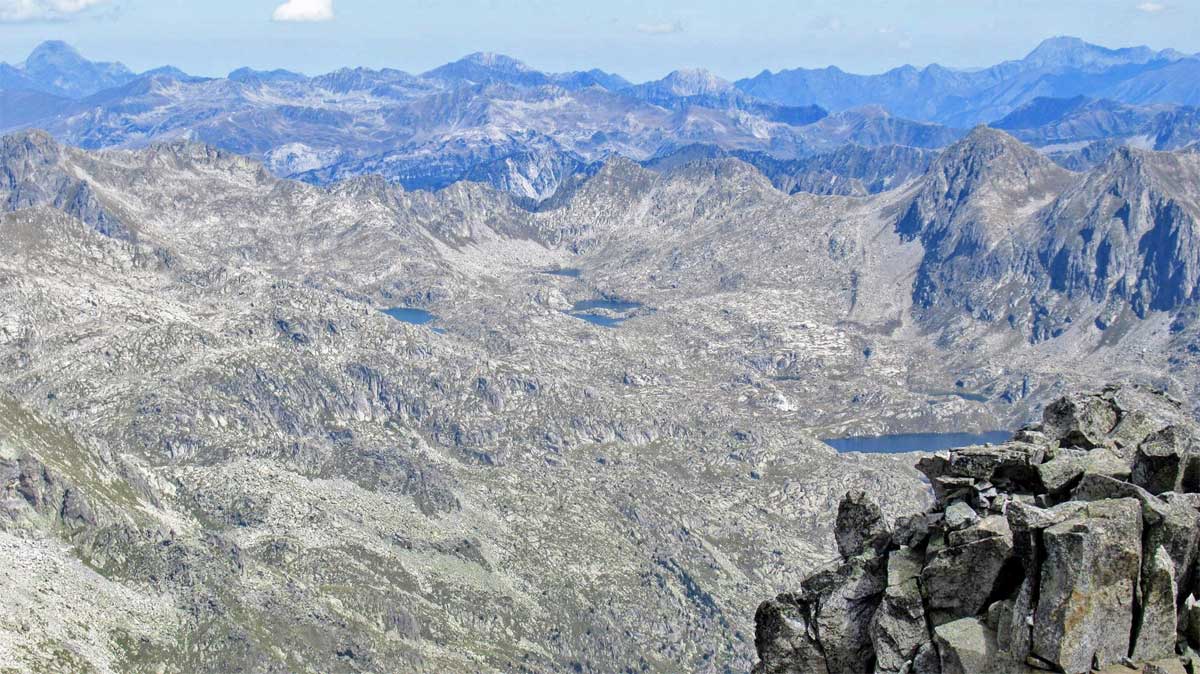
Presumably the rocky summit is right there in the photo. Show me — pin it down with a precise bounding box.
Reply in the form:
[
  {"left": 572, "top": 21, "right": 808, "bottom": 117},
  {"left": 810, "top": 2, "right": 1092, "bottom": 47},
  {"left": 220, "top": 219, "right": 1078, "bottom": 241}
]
[{"left": 752, "top": 386, "right": 1200, "bottom": 674}]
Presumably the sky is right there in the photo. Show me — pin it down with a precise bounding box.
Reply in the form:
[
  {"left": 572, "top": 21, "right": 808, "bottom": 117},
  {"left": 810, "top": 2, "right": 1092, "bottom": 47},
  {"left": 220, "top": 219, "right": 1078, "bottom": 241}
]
[{"left": 0, "top": 0, "right": 1197, "bottom": 82}]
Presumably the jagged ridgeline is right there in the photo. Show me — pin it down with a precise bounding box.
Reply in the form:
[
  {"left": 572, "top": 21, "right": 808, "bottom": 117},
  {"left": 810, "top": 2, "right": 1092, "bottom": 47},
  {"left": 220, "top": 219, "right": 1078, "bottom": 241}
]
[
  {"left": 754, "top": 386, "right": 1200, "bottom": 674},
  {"left": 6, "top": 38, "right": 1200, "bottom": 203}
]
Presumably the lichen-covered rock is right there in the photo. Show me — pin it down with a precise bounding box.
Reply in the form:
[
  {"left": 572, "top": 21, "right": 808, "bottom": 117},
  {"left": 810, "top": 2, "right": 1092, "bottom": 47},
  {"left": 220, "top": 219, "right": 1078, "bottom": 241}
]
[
  {"left": 1132, "top": 545, "right": 1178, "bottom": 663},
  {"left": 870, "top": 546, "right": 928, "bottom": 672},
  {"left": 922, "top": 515, "right": 1014, "bottom": 624},
  {"left": 1042, "top": 393, "right": 1119, "bottom": 449},
  {"left": 836, "top": 489, "right": 892, "bottom": 560},
  {"left": 800, "top": 555, "right": 888, "bottom": 674},
  {"left": 911, "top": 641, "right": 942, "bottom": 674},
  {"left": 1032, "top": 498, "right": 1142, "bottom": 673},
  {"left": 1132, "top": 427, "right": 1193, "bottom": 495},
  {"left": 893, "top": 513, "right": 931, "bottom": 549},
  {"left": 1184, "top": 595, "right": 1200, "bottom": 651},
  {"left": 934, "top": 617, "right": 999, "bottom": 674},
  {"left": 752, "top": 595, "right": 828, "bottom": 674},
  {"left": 942, "top": 501, "right": 978, "bottom": 531}
]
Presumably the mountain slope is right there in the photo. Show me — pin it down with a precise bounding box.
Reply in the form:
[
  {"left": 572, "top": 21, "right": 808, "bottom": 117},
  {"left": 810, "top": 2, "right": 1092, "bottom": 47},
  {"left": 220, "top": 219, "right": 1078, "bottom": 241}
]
[
  {"left": 1038, "top": 146, "right": 1200, "bottom": 317},
  {"left": 895, "top": 126, "right": 1076, "bottom": 315}
]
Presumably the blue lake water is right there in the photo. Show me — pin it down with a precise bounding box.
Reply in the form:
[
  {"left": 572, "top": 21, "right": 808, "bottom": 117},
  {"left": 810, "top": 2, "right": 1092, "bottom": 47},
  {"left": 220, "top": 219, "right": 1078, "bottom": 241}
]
[
  {"left": 568, "top": 298, "right": 643, "bottom": 328},
  {"left": 572, "top": 313, "right": 624, "bottom": 328},
  {"left": 824, "top": 431, "right": 1012, "bottom": 454},
  {"left": 542, "top": 268, "right": 582, "bottom": 278},
  {"left": 382, "top": 307, "right": 438, "bottom": 326}
]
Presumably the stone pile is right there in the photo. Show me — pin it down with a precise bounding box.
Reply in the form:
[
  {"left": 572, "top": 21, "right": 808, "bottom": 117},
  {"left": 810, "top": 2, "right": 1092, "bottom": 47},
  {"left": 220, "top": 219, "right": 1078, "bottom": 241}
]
[{"left": 753, "top": 386, "right": 1200, "bottom": 674}]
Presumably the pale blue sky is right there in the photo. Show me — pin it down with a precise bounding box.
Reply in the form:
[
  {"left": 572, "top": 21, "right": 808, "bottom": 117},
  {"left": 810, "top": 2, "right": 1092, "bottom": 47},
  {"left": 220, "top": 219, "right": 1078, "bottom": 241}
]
[{"left": 0, "top": 0, "right": 1196, "bottom": 82}]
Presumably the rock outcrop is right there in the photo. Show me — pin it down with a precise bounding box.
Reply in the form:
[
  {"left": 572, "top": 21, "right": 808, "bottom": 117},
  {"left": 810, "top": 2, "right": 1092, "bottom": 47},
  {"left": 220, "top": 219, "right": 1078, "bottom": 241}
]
[{"left": 754, "top": 386, "right": 1200, "bottom": 674}]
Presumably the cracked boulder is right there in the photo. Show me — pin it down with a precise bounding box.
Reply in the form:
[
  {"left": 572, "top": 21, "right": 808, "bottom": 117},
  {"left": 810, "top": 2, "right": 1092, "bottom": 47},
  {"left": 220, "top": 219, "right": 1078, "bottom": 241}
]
[
  {"left": 869, "top": 546, "right": 929, "bottom": 672},
  {"left": 835, "top": 489, "right": 892, "bottom": 560},
  {"left": 1042, "top": 392, "right": 1119, "bottom": 449},
  {"left": 1032, "top": 498, "right": 1142, "bottom": 673},
  {"left": 1132, "top": 426, "right": 1195, "bottom": 495},
  {"left": 922, "top": 513, "right": 1014, "bottom": 624}
]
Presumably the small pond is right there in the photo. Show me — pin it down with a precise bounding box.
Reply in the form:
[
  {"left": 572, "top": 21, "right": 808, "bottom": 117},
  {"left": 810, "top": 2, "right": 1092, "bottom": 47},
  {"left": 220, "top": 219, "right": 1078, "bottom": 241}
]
[
  {"left": 541, "top": 268, "right": 582, "bottom": 278},
  {"left": 382, "top": 307, "right": 445, "bottom": 333},
  {"left": 567, "top": 298, "right": 643, "bottom": 328},
  {"left": 823, "top": 431, "right": 1011, "bottom": 454}
]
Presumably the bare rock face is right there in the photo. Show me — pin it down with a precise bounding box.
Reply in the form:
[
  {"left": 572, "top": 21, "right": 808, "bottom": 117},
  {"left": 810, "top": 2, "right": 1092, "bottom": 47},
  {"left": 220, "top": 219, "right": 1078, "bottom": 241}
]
[
  {"left": 1033, "top": 498, "right": 1142, "bottom": 672},
  {"left": 753, "top": 386, "right": 1200, "bottom": 674},
  {"left": 1132, "top": 426, "right": 1196, "bottom": 494},
  {"left": 836, "top": 489, "right": 893, "bottom": 560},
  {"left": 1132, "top": 545, "right": 1179, "bottom": 663},
  {"left": 869, "top": 546, "right": 928, "bottom": 672},
  {"left": 934, "top": 616, "right": 1000, "bottom": 674},
  {"left": 1042, "top": 391, "right": 1120, "bottom": 449}
]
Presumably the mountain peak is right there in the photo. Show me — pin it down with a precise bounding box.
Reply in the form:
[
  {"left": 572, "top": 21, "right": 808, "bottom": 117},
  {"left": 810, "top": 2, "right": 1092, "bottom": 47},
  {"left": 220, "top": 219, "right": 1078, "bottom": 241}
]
[
  {"left": 1023, "top": 35, "right": 1177, "bottom": 71},
  {"left": 900, "top": 126, "right": 1072, "bottom": 239},
  {"left": 931, "top": 126, "right": 1072, "bottom": 186},
  {"left": 658, "top": 68, "right": 732, "bottom": 96},
  {"left": 16, "top": 40, "right": 134, "bottom": 98},
  {"left": 25, "top": 40, "right": 83, "bottom": 63},
  {"left": 421, "top": 52, "right": 548, "bottom": 86},
  {"left": 460, "top": 52, "right": 532, "bottom": 72}
]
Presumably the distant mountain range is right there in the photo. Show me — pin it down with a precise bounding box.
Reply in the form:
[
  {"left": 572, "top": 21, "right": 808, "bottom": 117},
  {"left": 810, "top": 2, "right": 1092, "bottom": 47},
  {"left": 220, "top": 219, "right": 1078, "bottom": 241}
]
[
  {"left": 4, "top": 37, "right": 1200, "bottom": 200},
  {"left": 738, "top": 36, "right": 1200, "bottom": 126}
]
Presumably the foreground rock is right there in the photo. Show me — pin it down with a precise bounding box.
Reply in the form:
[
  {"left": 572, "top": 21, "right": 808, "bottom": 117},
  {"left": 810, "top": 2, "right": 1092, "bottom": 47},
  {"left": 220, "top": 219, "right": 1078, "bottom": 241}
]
[{"left": 753, "top": 386, "right": 1200, "bottom": 674}]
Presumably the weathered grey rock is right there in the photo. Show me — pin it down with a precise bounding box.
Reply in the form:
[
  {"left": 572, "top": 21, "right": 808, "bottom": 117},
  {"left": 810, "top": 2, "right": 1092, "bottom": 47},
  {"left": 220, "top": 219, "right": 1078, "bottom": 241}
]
[
  {"left": 893, "top": 513, "right": 931, "bottom": 549},
  {"left": 1032, "top": 498, "right": 1142, "bottom": 674},
  {"left": 1184, "top": 595, "right": 1200, "bottom": 651},
  {"left": 1138, "top": 659, "right": 1188, "bottom": 674},
  {"left": 1108, "top": 409, "right": 1163, "bottom": 456},
  {"left": 1006, "top": 500, "right": 1088, "bottom": 532},
  {"left": 1035, "top": 454, "right": 1086, "bottom": 495},
  {"left": 910, "top": 641, "right": 941, "bottom": 674},
  {"left": 1132, "top": 545, "right": 1178, "bottom": 663},
  {"left": 943, "top": 501, "right": 978, "bottom": 531},
  {"left": 1071, "top": 473, "right": 1168, "bottom": 525},
  {"left": 753, "top": 388, "right": 1200, "bottom": 674},
  {"left": 1132, "top": 427, "right": 1192, "bottom": 495},
  {"left": 933, "top": 617, "right": 999, "bottom": 674},
  {"left": 986, "top": 600, "right": 1015, "bottom": 651},
  {"left": 1150, "top": 494, "right": 1200, "bottom": 596},
  {"left": 923, "top": 515, "right": 1014, "bottom": 624},
  {"left": 836, "top": 490, "right": 892, "bottom": 560},
  {"left": 1011, "top": 427, "right": 1047, "bottom": 445},
  {"left": 1005, "top": 560, "right": 1037, "bottom": 662},
  {"left": 2, "top": 454, "right": 97, "bottom": 530},
  {"left": 948, "top": 443, "right": 1046, "bottom": 491},
  {"left": 1084, "top": 446, "right": 1135, "bottom": 482},
  {"left": 798, "top": 555, "right": 888, "bottom": 674},
  {"left": 753, "top": 595, "right": 828, "bottom": 674},
  {"left": 1042, "top": 393, "right": 1119, "bottom": 449},
  {"left": 870, "top": 547, "right": 929, "bottom": 672},
  {"left": 918, "top": 444, "right": 1048, "bottom": 502}
]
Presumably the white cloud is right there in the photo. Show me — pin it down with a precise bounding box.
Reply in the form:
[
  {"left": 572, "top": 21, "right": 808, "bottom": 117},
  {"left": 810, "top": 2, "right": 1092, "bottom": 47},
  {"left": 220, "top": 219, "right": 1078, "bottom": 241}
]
[
  {"left": 272, "top": 0, "right": 334, "bottom": 22},
  {"left": 1137, "top": 1, "right": 1166, "bottom": 12},
  {"left": 636, "top": 21, "right": 683, "bottom": 35},
  {"left": 0, "top": 0, "right": 109, "bottom": 22}
]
